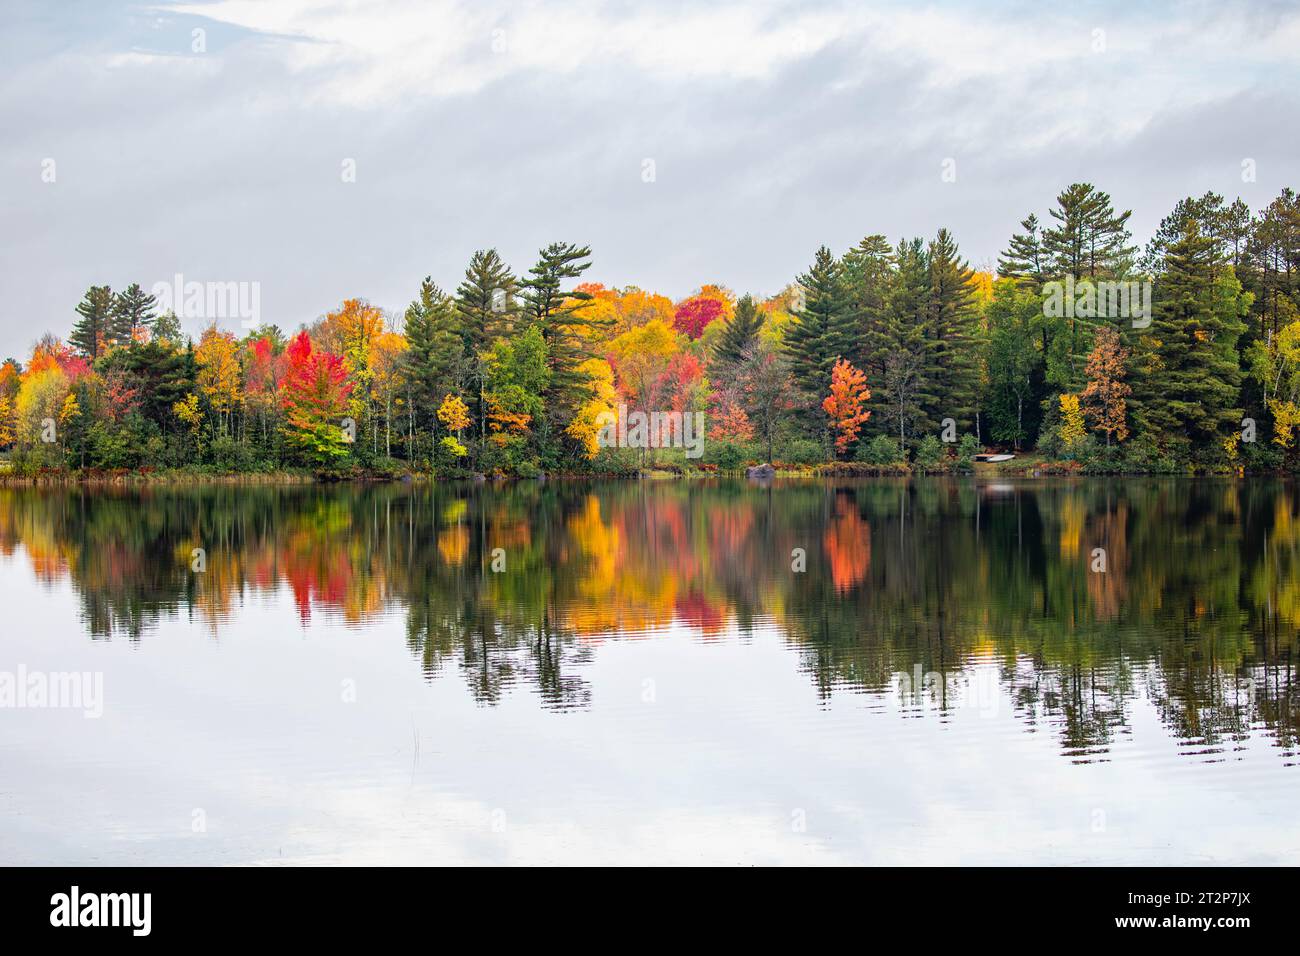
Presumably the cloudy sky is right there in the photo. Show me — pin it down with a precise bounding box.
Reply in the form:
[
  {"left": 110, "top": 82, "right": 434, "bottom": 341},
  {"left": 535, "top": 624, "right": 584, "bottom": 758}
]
[{"left": 2, "top": 0, "right": 1298, "bottom": 360}]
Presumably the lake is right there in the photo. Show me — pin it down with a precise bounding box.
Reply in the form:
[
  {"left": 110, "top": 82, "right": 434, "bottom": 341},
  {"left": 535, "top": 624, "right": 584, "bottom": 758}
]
[{"left": 0, "top": 477, "right": 1295, "bottom": 865}]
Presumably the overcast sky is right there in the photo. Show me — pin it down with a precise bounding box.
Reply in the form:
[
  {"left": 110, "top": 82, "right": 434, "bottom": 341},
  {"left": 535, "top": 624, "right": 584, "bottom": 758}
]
[{"left": 2, "top": 0, "right": 1298, "bottom": 360}]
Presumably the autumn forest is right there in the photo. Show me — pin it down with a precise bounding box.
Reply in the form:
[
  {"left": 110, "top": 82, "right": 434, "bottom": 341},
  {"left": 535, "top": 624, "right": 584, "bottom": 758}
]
[{"left": 3, "top": 182, "right": 1300, "bottom": 480}]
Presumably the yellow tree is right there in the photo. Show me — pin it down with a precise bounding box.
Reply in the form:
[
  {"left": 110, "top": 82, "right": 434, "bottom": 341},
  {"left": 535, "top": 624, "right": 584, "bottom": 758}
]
[
  {"left": 370, "top": 331, "right": 407, "bottom": 457},
  {"left": 195, "top": 324, "right": 242, "bottom": 437},
  {"left": 319, "top": 298, "right": 385, "bottom": 451},
  {"left": 437, "top": 394, "right": 471, "bottom": 459},
  {"left": 609, "top": 318, "right": 679, "bottom": 411},
  {"left": 0, "top": 396, "right": 13, "bottom": 447},
  {"left": 1058, "top": 393, "right": 1087, "bottom": 452},
  {"left": 566, "top": 358, "right": 618, "bottom": 459}
]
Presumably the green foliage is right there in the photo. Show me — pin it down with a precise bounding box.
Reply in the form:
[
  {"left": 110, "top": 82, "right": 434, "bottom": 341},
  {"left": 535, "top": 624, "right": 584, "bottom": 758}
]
[
  {"left": 783, "top": 246, "right": 854, "bottom": 412},
  {"left": 956, "top": 434, "right": 981, "bottom": 472},
  {"left": 855, "top": 434, "right": 904, "bottom": 466},
  {"left": 914, "top": 435, "right": 946, "bottom": 473},
  {"left": 708, "top": 441, "right": 747, "bottom": 472},
  {"left": 70, "top": 285, "right": 114, "bottom": 360},
  {"left": 713, "top": 294, "right": 764, "bottom": 370}
]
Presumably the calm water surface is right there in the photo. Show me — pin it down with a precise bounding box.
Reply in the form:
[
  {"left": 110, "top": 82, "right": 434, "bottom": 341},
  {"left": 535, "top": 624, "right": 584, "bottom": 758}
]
[{"left": 0, "top": 478, "right": 1296, "bottom": 865}]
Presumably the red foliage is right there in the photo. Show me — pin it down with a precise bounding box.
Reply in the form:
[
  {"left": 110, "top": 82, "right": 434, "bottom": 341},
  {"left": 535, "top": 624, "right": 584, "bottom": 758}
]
[
  {"left": 280, "top": 331, "right": 352, "bottom": 422},
  {"left": 673, "top": 297, "right": 724, "bottom": 340}
]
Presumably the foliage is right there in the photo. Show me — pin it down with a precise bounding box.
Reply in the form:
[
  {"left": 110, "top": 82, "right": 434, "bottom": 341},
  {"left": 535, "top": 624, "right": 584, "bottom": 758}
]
[{"left": 822, "top": 358, "right": 871, "bottom": 455}]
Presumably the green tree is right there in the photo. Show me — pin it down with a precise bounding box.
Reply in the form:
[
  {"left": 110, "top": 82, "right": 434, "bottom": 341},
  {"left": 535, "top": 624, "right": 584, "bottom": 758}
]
[
  {"left": 875, "top": 238, "right": 935, "bottom": 446},
  {"left": 841, "top": 234, "right": 895, "bottom": 382},
  {"left": 984, "top": 279, "right": 1043, "bottom": 448},
  {"left": 1132, "top": 225, "right": 1251, "bottom": 456},
  {"left": 926, "top": 228, "right": 983, "bottom": 435},
  {"left": 997, "top": 214, "right": 1047, "bottom": 287},
  {"left": 783, "top": 246, "right": 855, "bottom": 431},
  {"left": 403, "top": 276, "right": 463, "bottom": 459},
  {"left": 519, "top": 242, "right": 605, "bottom": 453},
  {"left": 456, "top": 249, "right": 517, "bottom": 449},
  {"left": 70, "top": 285, "right": 114, "bottom": 360},
  {"left": 712, "top": 293, "right": 764, "bottom": 370},
  {"left": 110, "top": 283, "right": 158, "bottom": 344}
]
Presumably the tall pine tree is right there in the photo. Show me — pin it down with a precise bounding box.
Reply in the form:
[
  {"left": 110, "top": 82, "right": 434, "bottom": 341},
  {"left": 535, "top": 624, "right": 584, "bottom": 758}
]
[
  {"left": 455, "top": 249, "right": 517, "bottom": 448},
  {"left": 926, "top": 228, "right": 983, "bottom": 436},
  {"left": 841, "top": 234, "right": 894, "bottom": 383},
  {"left": 783, "top": 246, "right": 855, "bottom": 428},
  {"left": 404, "top": 276, "right": 463, "bottom": 456},
  {"left": 713, "top": 293, "right": 764, "bottom": 370},
  {"left": 874, "top": 238, "right": 936, "bottom": 447},
  {"left": 518, "top": 242, "right": 606, "bottom": 450},
  {"left": 110, "top": 283, "right": 158, "bottom": 344},
  {"left": 70, "top": 285, "right": 114, "bottom": 360},
  {"left": 1131, "top": 225, "right": 1250, "bottom": 455}
]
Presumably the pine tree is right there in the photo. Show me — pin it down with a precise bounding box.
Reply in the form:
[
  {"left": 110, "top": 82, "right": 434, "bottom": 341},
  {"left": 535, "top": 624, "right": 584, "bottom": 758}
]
[
  {"left": 783, "top": 246, "right": 855, "bottom": 423},
  {"left": 1036, "top": 184, "right": 1136, "bottom": 394},
  {"left": 70, "top": 285, "right": 114, "bottom": 360},
  {"left": 997, "top": 214, "right": 1047, "bottom": 287},
  {"left": 1132, "top": 225, "right": 1249, "bottom": 454},
  {"left": 518, "top": 242, "right": 605, "bottom": 447},
  {"left": 1042, "top": 183, "right": 1135, "bottom": 281},
  {"left": 110, "top": 283, "right": 158, "bottom": 344},
  {"left": 926, "top": 228, "right": 983, "bottom": 435},
  {"left": 841, "top": 234, "right": 894, "bottom": 379},
  {"left": 404, "top": 276, "right": 463, "bottom": 457},
  {"left": 874, "top": 238, "right": 936, "bottom": 446},
  {"left": 712, "top": 293, "right": 764, "bottom": 369},
  {"left": 455, "top": 249, "right": 517, "bottom": 448}
]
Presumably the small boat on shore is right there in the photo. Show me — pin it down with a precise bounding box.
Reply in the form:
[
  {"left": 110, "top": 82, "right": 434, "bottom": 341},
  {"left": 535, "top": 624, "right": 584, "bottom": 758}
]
[{"left": 974, "top": 453, "right": 1016, "bottom": 463}]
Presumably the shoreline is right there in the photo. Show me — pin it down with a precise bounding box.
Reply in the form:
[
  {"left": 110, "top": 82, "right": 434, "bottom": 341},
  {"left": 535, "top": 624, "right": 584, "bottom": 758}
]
[{"left": 0, "top": 462, "right": 1288, "bottom": 486}]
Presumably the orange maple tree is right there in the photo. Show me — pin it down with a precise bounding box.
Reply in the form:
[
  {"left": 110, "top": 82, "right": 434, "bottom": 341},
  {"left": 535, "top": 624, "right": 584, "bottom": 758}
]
[{"left": 821, "top": 358, "right": 871, "bottom": 455}]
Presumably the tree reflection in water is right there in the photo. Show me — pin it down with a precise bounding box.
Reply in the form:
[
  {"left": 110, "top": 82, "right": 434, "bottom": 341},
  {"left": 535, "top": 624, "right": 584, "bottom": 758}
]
[{"left": 0, "top": 478, "right": 1295, "bottom": 761}]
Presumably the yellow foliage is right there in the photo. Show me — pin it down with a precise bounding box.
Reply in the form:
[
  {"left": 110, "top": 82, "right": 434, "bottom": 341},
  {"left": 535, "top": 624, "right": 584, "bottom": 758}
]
[
  {"left": 566, "top": 358, "right": 618, "bottom": 459},
  {"left": 1058, "top": 394, "right": 1087, "bottom": 449},
  {"left": 437, "top": 394, "right": 471, "bottom": 433},
  {"left": 195, "top": 325, "right": 242, "bottom": 415}
]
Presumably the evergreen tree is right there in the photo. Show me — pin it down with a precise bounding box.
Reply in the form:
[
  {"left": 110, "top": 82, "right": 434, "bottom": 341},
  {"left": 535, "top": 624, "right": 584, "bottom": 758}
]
[
  {"left": 1042, "top": 182, "right": 1135, "bottom": 280},
  {"left": 1034, "top": 184, "right": 1136, "bottom": 394},
  {"left": 455, "top": 249, "right": 517, "bottom": 448},
  {"left": 97, "top": 339, "right": 197, "bottom": 433},
  {"left": 518, "top": 242, "right": 604, "bottom": 448},
  {"left": 152, "top": 310, "right": 184, "bottom": 345},
  {"left": 404, "top": 276, "right": 463, "bottom": 457},
  {"left": 997, "top": 214, "right": 1047, "bottom": 287},
  {"left": 712, "top": 293, "right": 764, "bottom": 369},
  {"left": 874, "top": 238, "right": 936, "bottom": 446},
  {"left": 841, "top": 234, "right": 894, "bottom": 380},
  {"left": 1141, "top": 192, "right": 1251, "bottom": 273},
  {"left": 70, "top": 285, "right": 114, "bottom": 360},
  {"left": 926, "top": 228, "right": 983, "bottom": 435},
  {"left": 110, "top": 283, "right": 158, "bottom": 344},
  {"left": 1132, "top": 225, "right": 1250, "bottom": 455},
  {"left": 782, "top": 246, "right": 855, "bottom": 426}
]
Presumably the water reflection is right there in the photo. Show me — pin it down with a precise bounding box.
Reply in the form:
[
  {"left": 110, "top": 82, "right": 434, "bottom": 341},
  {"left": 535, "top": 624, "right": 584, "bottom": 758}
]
[{"left": 0, "top": 478, "right": 1296, "bottom": 763}]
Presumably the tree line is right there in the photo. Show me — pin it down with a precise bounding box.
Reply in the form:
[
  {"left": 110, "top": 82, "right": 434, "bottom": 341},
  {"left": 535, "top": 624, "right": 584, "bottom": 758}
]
[{"left": 1, "top": 182, "right": 1297, "bottom": 477}]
